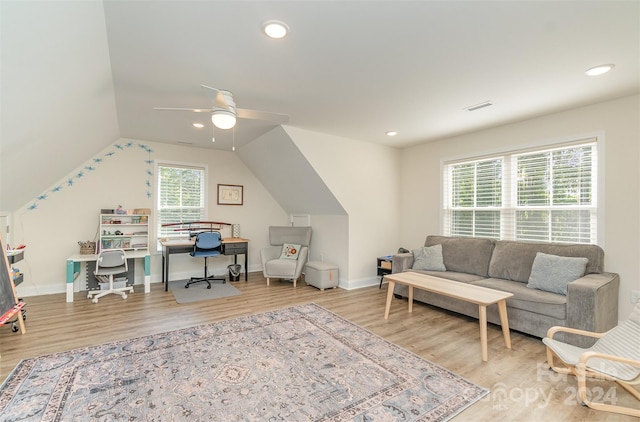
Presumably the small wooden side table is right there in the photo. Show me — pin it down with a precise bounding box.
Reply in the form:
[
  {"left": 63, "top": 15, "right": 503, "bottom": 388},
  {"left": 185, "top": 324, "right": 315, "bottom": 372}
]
[{"left": 377, "top": 256, "right": 393, "bottom": 288}]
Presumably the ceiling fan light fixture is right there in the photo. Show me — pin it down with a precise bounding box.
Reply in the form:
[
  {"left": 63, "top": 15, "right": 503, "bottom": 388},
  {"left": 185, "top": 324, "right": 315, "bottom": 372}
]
[
  {"left": 585, "top": 64, "right": 615, "bottom": 76},
  {"left": 212, "top": 110, "right": 236, "bottom": 129},
  {"left": 263, "top": 20, "right": 289, "bottom": 39},
  {"left": 192, "top": 123, "right": 204, "bottom": 128}
]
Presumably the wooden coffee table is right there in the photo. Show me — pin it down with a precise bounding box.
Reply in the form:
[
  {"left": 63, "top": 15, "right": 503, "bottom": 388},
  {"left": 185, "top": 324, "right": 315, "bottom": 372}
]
[{"left": 384, "top": 271, "right": 513, "bottom": 361}]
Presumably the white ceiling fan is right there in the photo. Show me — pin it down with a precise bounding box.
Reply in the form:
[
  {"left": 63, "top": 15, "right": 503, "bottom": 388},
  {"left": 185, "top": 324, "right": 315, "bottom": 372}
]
[{"left": 154, "top": 85, "right": 289, "bottom": 130}]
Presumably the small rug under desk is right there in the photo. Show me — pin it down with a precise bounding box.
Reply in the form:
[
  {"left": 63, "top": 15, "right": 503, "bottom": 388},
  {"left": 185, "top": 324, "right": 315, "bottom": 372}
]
[{"left": 168, "top": 279, "right": 241, "bottom": 304}]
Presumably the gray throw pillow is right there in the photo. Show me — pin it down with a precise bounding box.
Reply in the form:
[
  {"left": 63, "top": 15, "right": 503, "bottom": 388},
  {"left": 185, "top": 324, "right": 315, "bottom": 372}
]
[
  {"left": 527, "top": 252, "right": 588, "bottom": 295},
  {"left": 411, "top": 244, "right": 446, "bottom": 272}
]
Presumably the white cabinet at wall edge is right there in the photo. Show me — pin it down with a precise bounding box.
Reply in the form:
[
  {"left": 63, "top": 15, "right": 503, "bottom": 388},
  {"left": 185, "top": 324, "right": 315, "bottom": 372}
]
[{"left": 99, "top": 214, "right": 149, "bottom": 252}]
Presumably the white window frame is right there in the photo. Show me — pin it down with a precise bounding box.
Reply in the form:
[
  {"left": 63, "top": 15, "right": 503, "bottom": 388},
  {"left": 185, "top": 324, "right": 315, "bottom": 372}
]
[
  {"left": 442, "top": 135, "right": 602, "bottom": 245},
  {"left": 154, "top": 160, "right": 208, "bottom": 252}
]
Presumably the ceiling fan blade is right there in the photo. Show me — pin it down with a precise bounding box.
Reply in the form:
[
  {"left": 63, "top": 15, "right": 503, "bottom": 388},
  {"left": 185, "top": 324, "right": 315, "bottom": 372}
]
[
  {"left": 237, "top": 108, "right": 289, "bottom": 124},
  {"left": 154, "top": 107, "right": 212, "bottom": 113},
  {"left": 201, "top": 85, "right": 230, "bottom": 109}
]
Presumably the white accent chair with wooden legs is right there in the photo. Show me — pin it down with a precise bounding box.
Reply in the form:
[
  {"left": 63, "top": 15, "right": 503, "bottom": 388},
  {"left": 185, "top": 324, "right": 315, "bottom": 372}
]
[
  {"left": 543, "top": 302, "right": 640, "bottom": 418},
  {"left": 88, "top": 249, "right": 134, "bottom": 303},
  {"left": 260, "top": 226, "right": 311, "bottom": 288}
]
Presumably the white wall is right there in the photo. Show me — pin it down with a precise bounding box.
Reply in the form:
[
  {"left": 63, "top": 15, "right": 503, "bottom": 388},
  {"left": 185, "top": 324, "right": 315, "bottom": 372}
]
[
  {"left": 11, "top": 139, "right": 287, "bottom": 297},
  {"left": 305, "top": 214, "right": 349, "bottom": 287},
  {"left": 286, "top": 127, "right": 401, "bottom": 289},
  {"left": 398, "top": 94, "right": 640, "bottom": 320}
]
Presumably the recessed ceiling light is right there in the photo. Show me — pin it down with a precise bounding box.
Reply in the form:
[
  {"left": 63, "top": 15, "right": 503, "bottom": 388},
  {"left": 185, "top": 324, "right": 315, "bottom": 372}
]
[
  {"left": 465, "top": 101, "right": 493, "bottom": 112},
  {"left": 192, "top": 123, "right": 204, "bottom": 128},
  {"left": 263, "top": 20, "right": 289, "bottom": 39},
  {"left": 386, "top": 131, "right": 398, "bottom": 137},
  {"left": 585, "top": 64, "right": 615, "bottom": 76}
]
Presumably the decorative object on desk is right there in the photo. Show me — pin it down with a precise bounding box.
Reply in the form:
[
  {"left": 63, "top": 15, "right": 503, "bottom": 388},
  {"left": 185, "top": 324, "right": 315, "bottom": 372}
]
[
  {"left": 169, "top": 280, "right": 240, "bottom": 303},
  {"left": 232, "top": 223, "right": 240, "bottom": 238},
  {"left": 217, "top": 184, "right": 243, "bottom": 205},
  {"left": 115, "top": 205, "right": 126, "bottom": 214},
  {"left": 0, "top": 304, "right": 487, "bottom": 420},
  {"left": 134, "top": 208, "right": 151, "bottom": 215},
  {"left": 77, "top": 240, "right": 96, "bottom": 255}
]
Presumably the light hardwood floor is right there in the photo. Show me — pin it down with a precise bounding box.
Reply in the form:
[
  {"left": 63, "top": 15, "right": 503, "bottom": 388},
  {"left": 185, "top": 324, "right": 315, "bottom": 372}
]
[{"left": 0, "top": 274, "right": 636, "bottom": 421}]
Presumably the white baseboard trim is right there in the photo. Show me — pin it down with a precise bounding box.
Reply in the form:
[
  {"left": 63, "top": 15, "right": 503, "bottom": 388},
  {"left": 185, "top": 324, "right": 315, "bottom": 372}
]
[{"left": 339, "top": 276, "right": 380, "bottom": 290}]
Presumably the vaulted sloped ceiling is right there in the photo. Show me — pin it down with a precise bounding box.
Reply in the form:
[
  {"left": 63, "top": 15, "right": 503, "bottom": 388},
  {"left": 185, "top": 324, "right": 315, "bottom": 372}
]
[
  {"left": 0, "top": 1, "right": 120, "bottom": 212},
  {"left": 237, "top": 127, "right": 346, "bottom": 215},
  {"left": 2, "top": 1, "right": 638, "bottom": 213}
]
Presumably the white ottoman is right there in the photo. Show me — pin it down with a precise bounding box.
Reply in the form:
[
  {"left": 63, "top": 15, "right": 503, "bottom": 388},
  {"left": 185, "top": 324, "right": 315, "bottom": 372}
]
[{"left": 304, "top": 261, "right": 339, "bottom": 290}]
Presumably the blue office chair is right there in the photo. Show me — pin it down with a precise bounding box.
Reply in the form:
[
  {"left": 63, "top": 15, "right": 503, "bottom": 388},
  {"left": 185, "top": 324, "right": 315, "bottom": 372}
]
[{"left": 186, "top": 231, "right": 226, "bottom": 289}]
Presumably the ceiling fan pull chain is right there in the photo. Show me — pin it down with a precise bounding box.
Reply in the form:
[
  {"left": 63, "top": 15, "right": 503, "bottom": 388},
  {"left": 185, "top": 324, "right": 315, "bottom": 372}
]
[{"left": 232, "top": 127, "right": 236, "bottom": 152}]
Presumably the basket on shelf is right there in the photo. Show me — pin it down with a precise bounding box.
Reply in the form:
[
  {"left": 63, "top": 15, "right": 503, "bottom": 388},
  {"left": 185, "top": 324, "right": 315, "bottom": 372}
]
[{"left": 78, "top": 241, "right": 96, "bottom": 255}]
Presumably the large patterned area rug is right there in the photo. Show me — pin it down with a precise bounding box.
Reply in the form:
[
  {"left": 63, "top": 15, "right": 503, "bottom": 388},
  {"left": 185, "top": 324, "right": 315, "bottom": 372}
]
[{"left": 0, "top": 303, "right": 488, "bottom": 421}]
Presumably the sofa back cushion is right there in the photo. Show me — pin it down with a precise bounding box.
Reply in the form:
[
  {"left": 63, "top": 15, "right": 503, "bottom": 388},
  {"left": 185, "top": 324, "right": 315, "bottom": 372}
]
[
  {"left": 488, "top": 240, "right": 604, "bottom": 283},
  {"left": 425, "top": 235, "right": 496, "bottom": 277}
]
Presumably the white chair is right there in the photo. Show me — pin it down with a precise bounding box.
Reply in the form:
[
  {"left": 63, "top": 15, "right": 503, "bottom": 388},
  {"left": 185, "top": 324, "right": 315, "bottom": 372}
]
[
  {"left": 88, "top": 249, "right": 134, "bottom": 303},
  {"left": 260, "top": 226, "right": 312, "bottom": 288},
  {"left": 543, "top": 302, "right": 640, "bottom": 417}
]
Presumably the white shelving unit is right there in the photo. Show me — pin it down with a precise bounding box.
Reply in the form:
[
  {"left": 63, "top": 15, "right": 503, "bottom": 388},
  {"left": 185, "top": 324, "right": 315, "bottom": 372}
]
[{"left": 99, "top": 214, "right": 149, "bottom": 252}]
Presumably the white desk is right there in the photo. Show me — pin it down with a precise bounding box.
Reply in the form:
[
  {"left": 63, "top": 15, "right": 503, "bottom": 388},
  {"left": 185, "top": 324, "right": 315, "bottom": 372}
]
[{"left": 66, "top": 250, "right": 150, "bottom": 302}]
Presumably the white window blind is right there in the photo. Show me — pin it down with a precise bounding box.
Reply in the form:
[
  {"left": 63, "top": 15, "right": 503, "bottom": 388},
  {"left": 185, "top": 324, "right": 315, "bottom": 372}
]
[
  {"left": 156, "top": 163, "right": 206, "bottom": 246},
  {"left": 444, "top": 157, "right": 502, "bottom": 239},
  {"left": 443, "top": 139, "right": 597, "bottom": 244}
]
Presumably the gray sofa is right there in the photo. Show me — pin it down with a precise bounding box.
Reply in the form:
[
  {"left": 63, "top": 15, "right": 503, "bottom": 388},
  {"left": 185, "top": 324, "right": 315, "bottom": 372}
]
[{"left": 392, "top": 235, "right": 620, "bottom": 347}]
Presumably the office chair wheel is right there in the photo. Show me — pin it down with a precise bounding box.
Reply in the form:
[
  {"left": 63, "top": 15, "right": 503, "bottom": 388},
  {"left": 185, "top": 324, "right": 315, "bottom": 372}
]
[
  {"left": 122, "top": 294, "right": 128, "bottom": 299},
  {"left": 92, "top": 298, "right": 99, "bottom": 304},
  {"left": 207, "top": 285, "right": 211, "bottom": 289},
  {"left": 185, "top": 284, "right": 189, "bottom": 288},
  {"left": 11, "top": 323, "right": 18, "bottom": 333}
]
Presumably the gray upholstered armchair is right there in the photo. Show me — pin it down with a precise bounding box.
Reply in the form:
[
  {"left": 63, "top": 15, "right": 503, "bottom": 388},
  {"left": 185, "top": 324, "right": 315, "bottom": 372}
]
[{"left": 260, "top": 226, "right": 312, "bottom": 288}]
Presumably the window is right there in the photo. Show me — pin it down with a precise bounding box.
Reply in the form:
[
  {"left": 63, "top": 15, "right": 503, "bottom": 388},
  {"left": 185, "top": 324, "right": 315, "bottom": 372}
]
[
  {"left": 443, "top": 139, "right": 597, "bottom": 244},
  {"left": 156, "top": 162, "right": 207, "bottom": 249}
]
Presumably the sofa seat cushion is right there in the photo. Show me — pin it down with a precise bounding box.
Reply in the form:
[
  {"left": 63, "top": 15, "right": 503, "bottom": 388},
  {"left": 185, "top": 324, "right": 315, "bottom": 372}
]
[
  {"left": 265, "top": 259, "right": 297, "bottom": 277},
  {"left": 406, "top": 270, "right": 485, "bottom": 284},
  {"left": 472, "top": 278, "right": 567, "bottom": 320}
]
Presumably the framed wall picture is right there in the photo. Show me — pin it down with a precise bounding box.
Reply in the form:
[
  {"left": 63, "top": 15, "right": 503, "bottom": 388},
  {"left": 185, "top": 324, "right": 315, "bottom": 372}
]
[{"left": 217, "top": 184, "right": 244, "bottom": 205}]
